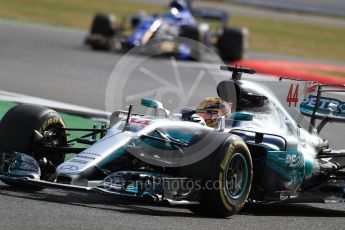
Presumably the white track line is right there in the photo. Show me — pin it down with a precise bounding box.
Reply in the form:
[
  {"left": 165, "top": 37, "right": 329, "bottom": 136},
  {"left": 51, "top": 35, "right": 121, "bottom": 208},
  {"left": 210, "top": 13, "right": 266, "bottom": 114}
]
[{"left": 0, "top": 90, "right": 110, "bottom": 119}]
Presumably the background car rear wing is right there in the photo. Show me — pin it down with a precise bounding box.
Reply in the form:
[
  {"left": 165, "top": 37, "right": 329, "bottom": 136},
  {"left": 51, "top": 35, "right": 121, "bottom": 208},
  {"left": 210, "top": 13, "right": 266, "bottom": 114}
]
[
  {"left": 186, "top": 0, "right": 229, "bottom": 28},
  {"left": 191, "top": 7, "right": 229, "bottom": 28},
  {"left": 299, "top": 84, "right": 345, "bottom": 133}
]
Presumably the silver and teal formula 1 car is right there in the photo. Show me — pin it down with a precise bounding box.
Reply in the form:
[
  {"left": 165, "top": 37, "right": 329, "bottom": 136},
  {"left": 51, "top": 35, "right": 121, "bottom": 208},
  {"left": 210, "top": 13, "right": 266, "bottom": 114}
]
[{"left": 0, "top": 66, "right": 345, "bottom": 217}]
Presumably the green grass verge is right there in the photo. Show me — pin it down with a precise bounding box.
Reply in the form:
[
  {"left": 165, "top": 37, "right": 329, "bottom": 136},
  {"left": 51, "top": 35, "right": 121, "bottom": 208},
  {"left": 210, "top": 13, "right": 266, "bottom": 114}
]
[
  {"left": 0, "top": 101, "right": 17, "bottom": 117},
  {"left": 0, "top": 0, "right": 344, "bottom": 62},
  {"left": 231, "top": 15, "right": 345, "bottom": 63},
  {"left": 0, "top": 0, "right": 162, "bottom": 28}
]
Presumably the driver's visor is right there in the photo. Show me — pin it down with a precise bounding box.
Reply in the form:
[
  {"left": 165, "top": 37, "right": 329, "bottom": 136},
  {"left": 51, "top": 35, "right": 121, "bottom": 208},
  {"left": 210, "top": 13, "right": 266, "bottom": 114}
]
[{"left": 196, "top": 109, "right": 219, "bottom": 120}]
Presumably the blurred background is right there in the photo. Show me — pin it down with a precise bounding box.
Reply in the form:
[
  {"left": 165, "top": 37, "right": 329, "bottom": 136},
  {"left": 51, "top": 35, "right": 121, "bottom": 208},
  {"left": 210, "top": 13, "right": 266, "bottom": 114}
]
[{"left": 0, "top": 0, "right": 344, "bottom": 64}]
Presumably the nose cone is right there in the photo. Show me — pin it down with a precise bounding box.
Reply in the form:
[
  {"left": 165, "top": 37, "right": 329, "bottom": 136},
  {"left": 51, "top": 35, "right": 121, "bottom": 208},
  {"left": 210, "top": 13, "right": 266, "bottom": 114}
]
[{"left": 57, "top": 132, "right": 133, "bottom": 185}]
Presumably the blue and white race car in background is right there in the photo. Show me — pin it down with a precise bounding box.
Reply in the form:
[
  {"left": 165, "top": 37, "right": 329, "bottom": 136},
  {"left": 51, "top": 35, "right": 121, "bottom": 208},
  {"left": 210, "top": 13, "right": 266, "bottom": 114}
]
[{"left": 85, "top": 0, "right": 249, "bottom": 61}]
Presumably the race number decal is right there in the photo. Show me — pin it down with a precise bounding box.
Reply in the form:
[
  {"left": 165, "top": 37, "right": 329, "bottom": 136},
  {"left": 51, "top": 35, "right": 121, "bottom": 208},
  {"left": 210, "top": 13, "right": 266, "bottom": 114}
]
[{"left": 286, "top": 83, "right": 299, "bottom": 107}]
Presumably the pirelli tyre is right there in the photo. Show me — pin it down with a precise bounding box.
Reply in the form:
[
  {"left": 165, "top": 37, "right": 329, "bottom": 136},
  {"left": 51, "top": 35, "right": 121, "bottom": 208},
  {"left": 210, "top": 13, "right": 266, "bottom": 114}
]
[
  {"left": 189, "top": 136, "right": 253, "bottom": 217},
  {"left": 179, "top": 25, "right": 203, "bottom": 61},
  {"left": 88, "top": 13, "right": 116, "bottom": 51},
  {"left": 0, "top": 104, "right": 67, "bottom": 186},
  {"left": 217, "top": 27, "right": 249, "bottom": 61}
]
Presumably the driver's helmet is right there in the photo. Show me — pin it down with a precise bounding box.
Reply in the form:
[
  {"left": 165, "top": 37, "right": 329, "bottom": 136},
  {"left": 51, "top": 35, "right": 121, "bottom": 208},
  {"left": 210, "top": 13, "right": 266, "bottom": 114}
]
[
  {"left": 169, "top": 0, "right": 188, "bottom": 12},
  {"left": 196, "top": 97, "right": 232, "bottom": 127}
]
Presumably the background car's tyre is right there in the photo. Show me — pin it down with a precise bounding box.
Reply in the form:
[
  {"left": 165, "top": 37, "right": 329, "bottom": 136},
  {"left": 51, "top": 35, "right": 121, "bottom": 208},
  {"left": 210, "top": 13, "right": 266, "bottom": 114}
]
[
  {"left": 189, "top": 136, "right": 253, "bottom": 217},
  {"left": 88, "top": 13, "right": 115, "bottom": 50},
  {"left": 0, "top": 104, "right": 67, "bottom": 185},
  {"left": 217, "top": 27, "right": 249, "bottom": 61},
  {"left": 179, "top": 25, "right": 203, "bottom": 61},
  {"left": 91, "top": 13, "right": 115, "bottom": 37}
]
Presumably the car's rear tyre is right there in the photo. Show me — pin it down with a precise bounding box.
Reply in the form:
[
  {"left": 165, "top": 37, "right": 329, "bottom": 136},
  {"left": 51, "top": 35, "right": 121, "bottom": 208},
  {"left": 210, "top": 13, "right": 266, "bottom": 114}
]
[
  {"left": 90, "top": 13, "right": 115, "bottom": 37},
  {"left": 217, "top": 27, "right": 249, "bottom": 61},
  {"left": 0, "top": 104, "right": 67, "bottom": 188},
  {"left": 189, "top": 137, "right": 253, "bottom": 217},
  {"left": 88, "top": 13, "right": 115, "bottom": 51},
  {"left": 89, "top": 39, "right": 113, "bottom": 51},
  {"left": 179, "top": 25, "right": 203, "bottom": 61}
]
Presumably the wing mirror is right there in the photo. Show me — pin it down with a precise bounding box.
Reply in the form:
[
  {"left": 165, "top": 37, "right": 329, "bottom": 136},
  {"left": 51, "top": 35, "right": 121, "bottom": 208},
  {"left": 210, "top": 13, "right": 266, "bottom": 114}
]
[{"left": 141, "top": 98, "right": 170, "bottom": 118}]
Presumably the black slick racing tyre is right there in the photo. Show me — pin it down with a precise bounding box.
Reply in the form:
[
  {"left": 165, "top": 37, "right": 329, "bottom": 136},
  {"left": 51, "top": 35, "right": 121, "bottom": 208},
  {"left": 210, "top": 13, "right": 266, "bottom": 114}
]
[
  {"left": 179, "top": 25, "right": 203, "bottom": 61},
  {"left": 217, "top": 27, "right": 248, "bottom": 61},
  {"left": 91, "top": 13, "right": 115, "bottom": 37},
  {"left": 0, "top": 104, "right": 67, "bottom": 187},
  {"left": 189, "top": 136, "right": 253, "bottom": 217},
  {"left": 89, "top": 13, "right": 115, "bottom": 51}
]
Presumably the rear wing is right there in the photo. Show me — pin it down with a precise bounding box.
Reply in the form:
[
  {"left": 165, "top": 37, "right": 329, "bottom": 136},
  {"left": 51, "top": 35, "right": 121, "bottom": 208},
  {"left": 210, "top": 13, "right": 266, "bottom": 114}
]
[
  {"left": 299, "top": 84, "right": 345, "bottom": 133},
  {"left": 187, "top": 1, "right": 229, "bottom": 28},
  {"left": 191, "top": 7, "right": 229, "bottom": 27}
]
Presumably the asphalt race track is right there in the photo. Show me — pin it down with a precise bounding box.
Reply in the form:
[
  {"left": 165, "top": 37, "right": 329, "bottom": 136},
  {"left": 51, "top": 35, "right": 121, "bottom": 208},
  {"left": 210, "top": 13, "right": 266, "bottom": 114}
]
[{"left": 1, "top": 20, "right": 345, "bottom": 230}]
